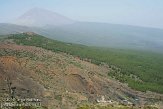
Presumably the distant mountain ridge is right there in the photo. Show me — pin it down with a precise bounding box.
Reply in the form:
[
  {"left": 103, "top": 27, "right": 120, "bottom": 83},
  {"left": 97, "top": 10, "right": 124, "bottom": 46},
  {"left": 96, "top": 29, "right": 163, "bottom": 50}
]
[
  {"left": 13, "top": 8, "right": 75, "bottom": 27},
  {"left": 0, "top": 8, "right": 163, "bottom": 52}
]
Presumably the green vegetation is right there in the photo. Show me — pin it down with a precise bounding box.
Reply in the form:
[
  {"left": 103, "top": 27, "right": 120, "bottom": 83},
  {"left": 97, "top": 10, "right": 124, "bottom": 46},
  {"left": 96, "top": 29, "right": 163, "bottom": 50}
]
[
  {"left": 0, "top": 106, "right": 46, "bottom": 109},
  {"left": 0, "top": 106, "right": 47, "bottom": 109},
  {"left": 54, "top": 95, "right": 62, "bottom": 101},
  {"left": 7, "top": 33, "right": 163, "bottom": 93},
  {"left": 77, "top": 104, "right": 158, "bottom": 109},
  {"left": 0, "top": 49, "right": 36, "bottom": 59}
]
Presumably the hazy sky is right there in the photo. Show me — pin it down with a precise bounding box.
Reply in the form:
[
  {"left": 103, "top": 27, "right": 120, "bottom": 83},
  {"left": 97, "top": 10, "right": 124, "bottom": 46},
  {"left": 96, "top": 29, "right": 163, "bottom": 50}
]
[{"left": 1, "top": 0, "right": 163, "bottom": 28}]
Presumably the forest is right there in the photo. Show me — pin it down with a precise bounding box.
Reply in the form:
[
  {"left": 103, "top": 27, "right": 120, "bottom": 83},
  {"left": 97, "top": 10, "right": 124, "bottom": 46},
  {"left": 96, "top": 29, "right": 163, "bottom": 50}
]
[{"left": 7, "top": 33, "right": 163, "bottom": 94}]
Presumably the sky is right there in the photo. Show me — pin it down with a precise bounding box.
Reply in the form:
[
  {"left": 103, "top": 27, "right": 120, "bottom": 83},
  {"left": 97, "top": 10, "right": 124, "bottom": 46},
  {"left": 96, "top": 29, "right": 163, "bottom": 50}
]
[{"left": 1, "top": 0, "right": 163, "bottom": 29}]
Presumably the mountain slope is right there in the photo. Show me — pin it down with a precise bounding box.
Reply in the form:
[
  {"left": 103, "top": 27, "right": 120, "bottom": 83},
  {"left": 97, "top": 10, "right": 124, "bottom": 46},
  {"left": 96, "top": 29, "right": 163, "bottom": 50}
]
[
  {"left": 6, "top": 32, "right": 163, "bottom": 94},
  {"left": 13, "top": 8, "right": 75, "bottom": 27},
  {"left": 1, "top": 21, "right": 163, "bottom": 53},
  {"left": 2, "top": 8, "right": 162, "bottom": 52},
  {"left": 0, "top": 32, "right": 162, "bottom": 109},
  {"left": 0, "top": 23, "right": 32, "bottom": 34},
  {"left": 0, "top": 23, "right": 44, "bottom": 35},
  {"left": 44, "top": 22, "right": 163, "bottom": 52}
]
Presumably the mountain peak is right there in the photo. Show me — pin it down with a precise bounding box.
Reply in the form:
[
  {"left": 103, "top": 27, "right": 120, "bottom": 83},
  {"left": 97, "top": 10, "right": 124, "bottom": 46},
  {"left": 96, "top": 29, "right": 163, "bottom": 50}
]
[{"left": 13, "top": 8, "right": 75, "bottom": 27}]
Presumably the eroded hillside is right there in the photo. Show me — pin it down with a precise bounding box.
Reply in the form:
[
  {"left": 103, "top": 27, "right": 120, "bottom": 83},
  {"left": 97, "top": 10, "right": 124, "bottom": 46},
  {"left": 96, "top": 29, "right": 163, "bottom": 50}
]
[{"left": 0, "top": 33, "right": 162, "bottom": 109}]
